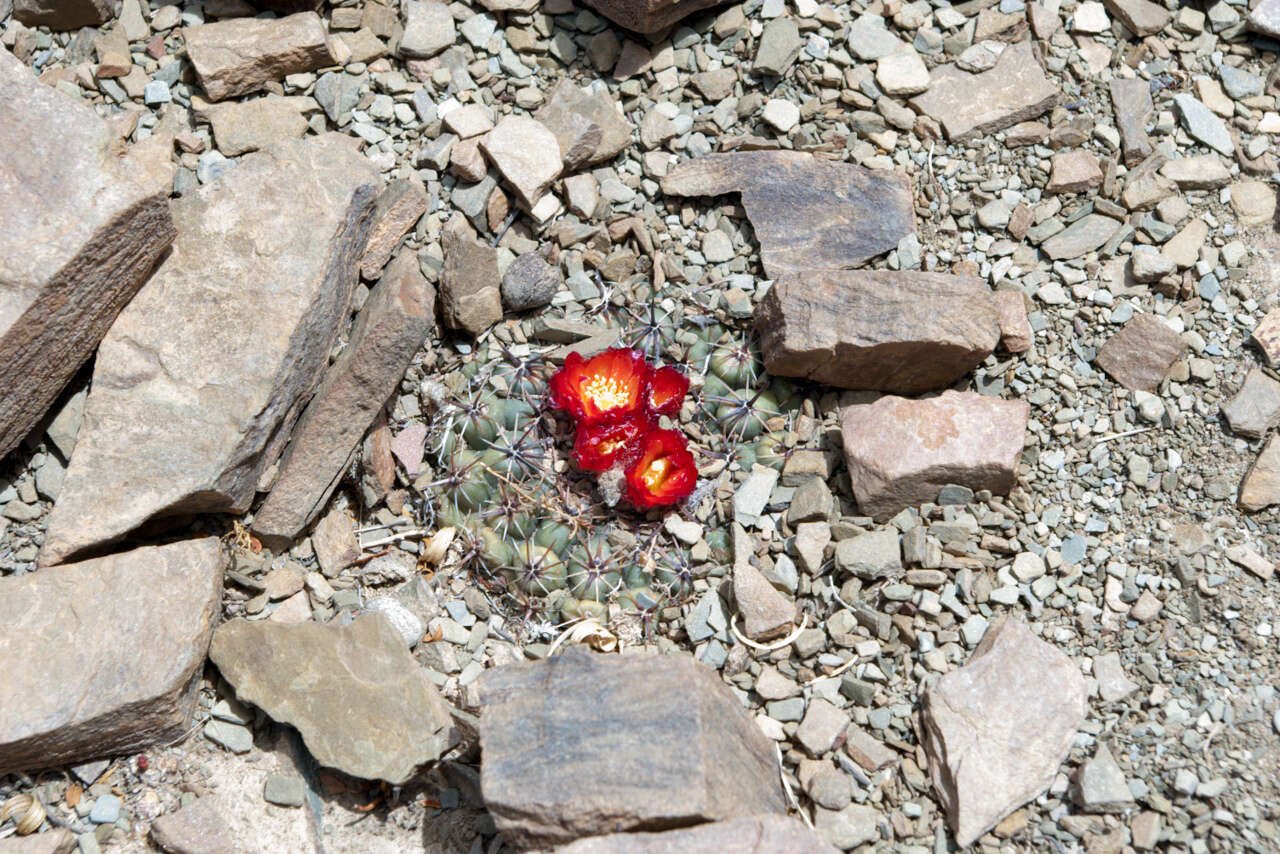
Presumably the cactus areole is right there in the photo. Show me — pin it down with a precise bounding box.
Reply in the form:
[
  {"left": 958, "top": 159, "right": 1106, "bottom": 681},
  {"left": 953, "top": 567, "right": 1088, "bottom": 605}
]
[{"left": 549, "top": 348, "right": 696, "bottom": 508}]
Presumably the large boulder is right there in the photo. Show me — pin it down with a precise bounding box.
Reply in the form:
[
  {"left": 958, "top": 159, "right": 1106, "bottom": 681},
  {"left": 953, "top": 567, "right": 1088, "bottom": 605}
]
[
  {"left": 0, "top": 539, "right": 223, "bottom": 773},
  {"left": 39, "top": 135, "right": 378, "bottom": 566},
  {"left": 0, "top": 47, "right": 174, "bottom": 461},
  {"left": 479, "top": 648, "right": 786, "bottom": 849},
  {"left": 183, "top": 12, "right": 333, "bottom": 102}
]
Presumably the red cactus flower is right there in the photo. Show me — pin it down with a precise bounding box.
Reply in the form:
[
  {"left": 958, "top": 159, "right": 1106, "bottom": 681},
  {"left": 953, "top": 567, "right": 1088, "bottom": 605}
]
[
  {"left": 573, "top": 415, "right": 651, "bottom": 472},
  {"left": 549, "top": 348, "right": 650, "bottom": 424},
  {"left": 624, "top": 429, "right": 697, "bottom": 509},
  {"left": 645, "top": 365, "right": 689, "bottom": 418}
]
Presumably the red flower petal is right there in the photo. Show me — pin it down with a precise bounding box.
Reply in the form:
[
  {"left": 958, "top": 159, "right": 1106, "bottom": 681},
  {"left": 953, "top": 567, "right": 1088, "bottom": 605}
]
[
  {"left": 573, "top": 415, "right": 651, "bottom": 472},
  {"left": 624, "top": 429, "right": 697, "bottom": 509},
  {"left": 547, "top": 348, "right": 650, "bottom": 424},
  {"left": 645, "top": 365, "right": 689, "bottom": 418}
]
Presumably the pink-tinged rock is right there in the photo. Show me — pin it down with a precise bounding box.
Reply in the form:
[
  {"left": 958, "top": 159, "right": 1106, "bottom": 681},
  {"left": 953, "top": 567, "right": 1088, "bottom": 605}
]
[
  {"left": 661, "top": 150, "right": 914, "bottom": 279},
  {"left": 1240, "top": 434, "right": 1280, "bottom": 512},
  {"left": 733, "top": 524, "right": 795, "bottom": 641},
  {"left": 183, "top": 12, "right": 333, "bottom": 102},
  {"left": 0, "top": 539, "right": 223, "bottom": 773},
  {"left": 0, "top": 829, "right": 75, "bottom": 854},
  {"left": 252, "top": 250, "right": 434, "bottom": 548},
  {"left": 1095, "top": 313, "right": 1186, "bottom": 392},
  {"left": 1046, "top": 150, "right": 1103, "bottom": 194},
  {"left": 39, "top": 135, "right": 377, "bottom": 567},
  {"left": 554, "top": 815, "right": 839, "bottom": 854},
  {"left": 754, "top": 270, "right": 999, "bottom": 393},
  {"left": 312, "top": 504, "right": 360, "bottom": 577},
  {"left": 359, "top": 178, "right": 429, "bottom": 280},
  {"left": 479, "top": 648, "right": 786, "bottom": 849},
  {"left": 390, "top": 422, "right": 428, "bottom": 477},
  {"left": 995, "top": 290, "right": 1033, "bottom": 353},
  {"left": 922, "top": 617, "right": 1087, "bottom": 848},
  {"left": 909, "top": 41, "right": 1058, "bottom": 142},
  {"left": 0, "top": 47, "right": 175, "bottom": 461},
  {"left": 841, "top": 391, "right": 1029, "bottom": 521}
]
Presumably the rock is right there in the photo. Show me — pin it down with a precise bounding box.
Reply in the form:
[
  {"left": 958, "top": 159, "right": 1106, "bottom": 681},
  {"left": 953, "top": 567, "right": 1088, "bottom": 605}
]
[
  {"left": 1093, "top": 652, "right": 1138, "bottom": 702},
  {"left": 754, "top": 17, "right": 803, "bottom": 76},
  {"left": 1230, "top": 180, "right": 1276, "bottom": 226},
  {"left": 1224, "top": 543, "right": 1276, "bottom": 581},
  {"left": 478, "top": 648, "right": 785, "bottom": 848},
  {"left": 1249, "top": 0, "right": 1280, "bottom": 38},
  {"left": 502, "top": 252, "right": 563, "bottom": 312},
  {"left": 844, "top": 726, "right": 897, "bottom": 772},
  {"left": 480, "top": 115, "right": 562, "bottom": 209},
  {"left": 1222, "top": 369, "right": 1280, "bottom": 439},
  {"left": 922, "top": 618, "right": 1087, "bottom": 847},
  {"left": 1130, "top": 245, "right": 1175, "bottom": 283},
  {"left": 841, "top": 391, "right": 1029, "bottom": 522},
  {"left": 199, "top": 96, "right": 309, "bottom": 156},
  {"left": 796, "top": 698, "right": 848, "bottom": 756},
  {"left": 0, "top": 830, "right": 75, "bottom": 854},
  {"left": 553, "top": 815, "right": 839, "bottom": 854},
  {"left": 440, "top": 213, "right": 502, "bottom": 336},
  {"left": 1172, "top": 94, "right": 1233, "bottom": 156},
  {"left": 535, "top": 80, "right": 631, "bottom": 169},
  {"left": 362, "top": 596, "right": 425, "bottom": 647},
  {"left": 581, "top": 0, "right": 719, "bottom": 35},
  {"left": 909, "top": 41, "right": 1057, "bottom": 142},
  {"left": 183, "top": 12, "right": 332, "bottom": 102},
  {"left": 877, "top": 55, "right": 931, "bottom": 100},
  {"left": 0, "top": 539, "right": 222, "bottom": 773},
  {"left": 398, "top": 0, "right": 453, "bottom": 59},
  {"left": 846, "top": 14, "right": 904, "bottom": 60},
  {"left": 263, "top": 774, "right": 306, "bottom": 807},
  {"left": 1101, "top": 0, "right": 1169, "bottom": 35},
  {"left": 150, "top": 798, "right": 235, "bottom": 854},
  {"left": 312, "top": 504, "right": 360, "bottom": 576},
  {"left": 755, "top": 270, "right": 999, "bottom": 393},
  {"left": 1074, "top": 743, "right": 1134, "bottom": 813},
  {"left": 210, "top": 614, "right": 454, "bottom": 783},
  {"left": 1162, "top": 218, "right": 1208, "bottom": 268},
  {"left": 252, "top": 251, "right": 434, "bottom": 547},
  {"left": 662, "top": 151, "right": 914, "bottom": 279},
  {"left": 1040, "top": 214, "right": 1122, "bottom": 260},
  {"left": 1130, "top": 811, "right": 1162, "bottom": 850},
  {"left": 761, "top": 98, "right": 800, "bottom": 133},
  {"left": 813, "top": 803, "right": 881, "bottom": 850},
  {"left": 1251, "top": 307, "right": 1280, "bottom": 367},
  {"left": 733, "top": 526, "right": 795, "bottom": 641},
  {"left": 1046, "top": 151, "right": 1103, "bottom": 194},
  {"left": 995, "top": 290, "right": 1033, "bottom": 352},
  {"left": 1159, "top": 155, "right": 1231, "bottom": 189},
  {"left": 1095, "top": 313, "right": 1186, "bottom": 392},
  {"left": 40, "top": 136, "right": 377, "bottom": 566},
  {"left": 0, "top": 47, "right": 175, "bottom": 462},
  {"left": 1109, "top": 78, "right": 1153, "bottom": 165},
  {"left": 835, "top": 529, "right": 902, "bottom": 580},
  {"left": 359, "top": 178, "right": 429, "bottom": 279},
  {"left": 12, "top": 0, "right": 113, "bottom": 28},
  {"left": 1240, "top": 435, "right": 1280, "bottom": 511}
]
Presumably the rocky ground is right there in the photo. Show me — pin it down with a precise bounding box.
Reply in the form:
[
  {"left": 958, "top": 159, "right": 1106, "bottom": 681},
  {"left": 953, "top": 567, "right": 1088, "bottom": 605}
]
[{"left": 2, "top": 0, "right": 1280, "bottom": 850}]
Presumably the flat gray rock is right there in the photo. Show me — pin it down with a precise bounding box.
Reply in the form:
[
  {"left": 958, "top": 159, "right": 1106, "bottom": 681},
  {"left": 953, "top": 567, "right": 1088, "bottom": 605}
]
[
  {"left": 183, "top": 12, "right": 333, "bottom": 102},
  {"left": 1074, "top": 743, "right": 1134, "bottom": 813},
  {"left": 0, "top": 539, "right": 223, "bottom": 773},
  {"left": 755, "top": 270, "right": 1000, "bottom": 393},
  {"left": 479, "top": 648, "right": 786, "bottom": 849},
  {"left": 40, "top": 135, "right": 377, "bottom": 566},
  {"left": 554, "top": 815, "right": 839, "bottom": 853},
  {"left": 1109, "top": 78, "right": 1153, "bottom": 165},
  {"left": 922, "top": 617, "right": 1087, "bottom": 847},
  {"left": 1040, "top": 214, "right": 1123, "bottom": 260},
  {"left": 841, "top": 391, "right": 1029, "bottom": 521},
  {"left": 662, "top": 150, "right": 914, "bottom": 278},
  {"left": 0, "top": 47, "right": 175, "bottom": 461},
  {"left": 209, "top": 615, "right": 454, "bottom": 783},
  {"left": 1172, "top": 94, "right": 1233, "bottom": 156},
  {"left": 1249, "top": 0, "right": 1280, "bottom": 39},
  {"left": 909, "top": 41, "right": 1057, "bottom": 142},
  {"left": 252, "top": 250, "right": 434, "bottom": 547},
  {"left": 1223, "top": 368, "right": 1280, "bottom": 439}
]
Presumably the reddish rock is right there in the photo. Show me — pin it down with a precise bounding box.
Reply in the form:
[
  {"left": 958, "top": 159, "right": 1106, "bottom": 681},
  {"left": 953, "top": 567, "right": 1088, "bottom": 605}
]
[
  {"left": 733, "top": 524, "right": 795, "bottom": 641},
  {"left": 554, "top": 815, "right": 839, "bottom": 853},
  {"left": 1046, "top": 151, "right": 1103, "bottom": 194},
  {"left": 995, "top": 290, "right": 1033, "bottom": 353},
  {"left": 755, "top": 270, "right": 999, "bottom": 393},
  {"left": 183, "top": 12, "right": 333, "bottom": 102},
  {"left": 1240, "top": 435, "right": 1280, "bottom": 512},
  {"left": 582, "top": 0, "right": 723, "bottom": 33},
  {"left": 1095, "top": 313, "right": 1186, "bottom": 392},
  {"left": 662, "top": 150, "right": 914, "bottom": 279},
  {"left": 909, "top": 41, "right": 1057, "bottom": 142},
  {"left": 841, "top": 391, "right": 1029, "bottom": 521}
]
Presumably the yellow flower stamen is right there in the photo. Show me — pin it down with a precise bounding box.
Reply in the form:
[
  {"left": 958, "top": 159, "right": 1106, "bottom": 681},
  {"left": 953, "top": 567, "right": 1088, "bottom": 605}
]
[
  {"left": 641, "top": 457, "right": 669, "bottom": 489},
  {"left": 582, "top": 375, "right": 631, "bottom": 412}
]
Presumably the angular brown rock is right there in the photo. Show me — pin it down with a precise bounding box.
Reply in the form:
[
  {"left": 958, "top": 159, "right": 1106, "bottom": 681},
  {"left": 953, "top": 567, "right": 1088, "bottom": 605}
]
[
  {"left": 12, "top": 0, "right": 114, "bottom": 28},
  {"left": 479, "top": 648, "right": 786, "bottom": 849},
  {"left": 40, "top": 136, "right": 377, "bottom": 566},
  {"left": 0, "top": 539, "right": 223, "bottom": 773},
  {"left": 1046, "top": 151, "right": 1103, "bottom": 194},
  {"left": 197, "top": 95, "right": 310, "bottom": 157},
  {"left": 733, "top": 524, "right": 795, "bottom": 641},
  {"left": 1240, "top": 435, "right": 1280, "bottom": 512},
  {"left": 909, "top": 41, "right": 1057, "bottom": 142},
  {"left": 0, "top": 47, "right": 175, "bottom": 461},
  {"left": 1101, "top": 0, "right": 1169, "bottom": 36},
  {"left": 841, "top": 391, "right": 1029, "bottom": 521},
  {"left": 183, "top": 12, "right": 333, "bottom": 102},
  {"left": 252, "top": 251, "right": 434, "bottom": 547},
  {"left": 755, "top": 270, "right": 1000, "bottom": 393},
  {"left": 922, "top": 617, "right": 1087, "bottom": 847},
  {"left": 554, "top": 815, "right": 839, "bottom": 854},
  {"left": 662, "top": 151, "right": 914, "bottom": 278},
  {"left": 149, "top": 798, "right": 235, "bottom": 854},
  {"left": 0, "top": 829, "right": 75, "bottom": 854},
  {"left": 581, "top": 0, "right": 723, "bottom": 34},
  {"left": 359, "top": 177, "right": 429, "bottom": 280},
  {"left": 535, "top": 79, "right": 632, "bottom": 170},
  {"left": 440, "top": 213, "right": 502, "bottom": 336},
  {"left": 1110, "top": 78, "right": 1153, "bottom": 166},
  {"left": 1252, "top": 307, "right": 1280, "bottom": 367},
  {"left": 1095, "top": 313, "right": 1186, "bottom": 392},
  {"left": 210, "top": 615, "right": 454, "bottom": 783}
]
